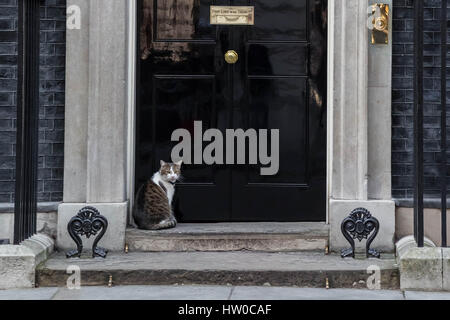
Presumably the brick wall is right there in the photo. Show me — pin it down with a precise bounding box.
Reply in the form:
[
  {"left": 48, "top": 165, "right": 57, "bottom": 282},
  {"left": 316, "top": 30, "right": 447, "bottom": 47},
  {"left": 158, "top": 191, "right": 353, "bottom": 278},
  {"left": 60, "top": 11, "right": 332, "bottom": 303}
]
[
  {"left": 392, "top": 0, "right": 450, "bottom": 203},
  {"left": 0, "top": 0, "right": 66, "bottom": 204},
  {"left": 0, "top": 0, "right": 18, "bottom": 203},
  {"left": 39, "top": 0, "right": 66, "bottom": 202}
]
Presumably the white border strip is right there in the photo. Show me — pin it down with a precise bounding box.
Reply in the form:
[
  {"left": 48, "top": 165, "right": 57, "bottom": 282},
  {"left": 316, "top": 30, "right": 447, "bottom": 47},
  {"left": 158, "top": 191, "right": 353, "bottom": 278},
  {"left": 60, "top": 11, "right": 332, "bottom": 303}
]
[
  {"left": 326, "top": 0, "right": 334, "bottom": 225},
  {"left": 126, "top": 0, "right": 137, "bottom": 221}
]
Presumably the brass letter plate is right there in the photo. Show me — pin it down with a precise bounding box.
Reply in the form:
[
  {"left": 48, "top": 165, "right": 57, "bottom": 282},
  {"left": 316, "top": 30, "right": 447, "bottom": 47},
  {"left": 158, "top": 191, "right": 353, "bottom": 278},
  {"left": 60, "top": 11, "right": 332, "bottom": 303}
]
[{"left": 210, "top": 6, "right": 254, "bottom": 25}]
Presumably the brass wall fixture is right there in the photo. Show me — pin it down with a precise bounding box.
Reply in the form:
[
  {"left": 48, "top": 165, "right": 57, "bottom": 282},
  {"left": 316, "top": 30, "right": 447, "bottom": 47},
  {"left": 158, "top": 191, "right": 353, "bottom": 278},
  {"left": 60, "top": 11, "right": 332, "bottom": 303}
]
[
  {"left": 370, "top": 4, "right": 389, "bottom": 45},
  {"left": 225, "top": 50, "right": 239, "bottom": 64}
]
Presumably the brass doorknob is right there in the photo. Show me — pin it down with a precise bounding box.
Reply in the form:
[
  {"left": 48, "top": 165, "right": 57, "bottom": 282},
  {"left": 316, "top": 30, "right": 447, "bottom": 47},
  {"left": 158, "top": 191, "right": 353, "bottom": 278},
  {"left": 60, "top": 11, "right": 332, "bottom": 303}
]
[{"left": 225, "top": 50, "right": 239, "bottom": 64}]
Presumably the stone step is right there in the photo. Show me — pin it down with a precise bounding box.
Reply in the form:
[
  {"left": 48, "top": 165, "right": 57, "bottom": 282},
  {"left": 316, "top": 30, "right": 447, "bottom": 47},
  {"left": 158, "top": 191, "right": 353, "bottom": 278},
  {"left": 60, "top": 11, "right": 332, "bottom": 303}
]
[
  {"left": 36, "top": 251, "right": 399, "bottom": 289},
  {"left": 125, "top": 222, "right": 329, "bottom": 252}
]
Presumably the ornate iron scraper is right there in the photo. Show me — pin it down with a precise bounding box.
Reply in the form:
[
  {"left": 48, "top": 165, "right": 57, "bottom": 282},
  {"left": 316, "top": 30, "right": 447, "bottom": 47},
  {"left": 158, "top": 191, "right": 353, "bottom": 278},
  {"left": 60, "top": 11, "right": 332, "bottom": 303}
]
[
  {"left": 66, "top": 206, "right": 108, "bottom": 258},
  {"left": 341, "top": 207, "right": 380, "bottom": 259}
]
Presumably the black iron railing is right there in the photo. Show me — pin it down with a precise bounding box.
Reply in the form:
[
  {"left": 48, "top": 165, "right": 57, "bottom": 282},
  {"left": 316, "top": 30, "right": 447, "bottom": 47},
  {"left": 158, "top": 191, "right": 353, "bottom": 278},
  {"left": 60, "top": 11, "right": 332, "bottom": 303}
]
[
  {"left": 14, "top": 0, "right": 40, "bottom": 244},
  {"left": 440, "top": 0, "right": 448, "bottom": 247},
  {"left": 413, "top": 0, "right": 448, "bottom": 247}
]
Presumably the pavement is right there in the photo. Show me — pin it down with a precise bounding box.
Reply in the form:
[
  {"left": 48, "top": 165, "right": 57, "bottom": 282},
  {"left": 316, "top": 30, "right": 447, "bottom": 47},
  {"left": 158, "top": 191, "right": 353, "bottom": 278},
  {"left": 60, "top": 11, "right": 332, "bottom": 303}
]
[{"left": 0, "top": 285, "right": 449, "bottom": 300}]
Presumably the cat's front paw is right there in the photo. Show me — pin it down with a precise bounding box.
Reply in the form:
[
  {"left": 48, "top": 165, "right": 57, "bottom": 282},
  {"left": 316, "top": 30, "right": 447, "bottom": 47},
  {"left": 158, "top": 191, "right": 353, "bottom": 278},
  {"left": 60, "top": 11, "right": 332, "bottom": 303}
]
[{"left": 154, "top": 218, "right": 177, "bottom": 230}]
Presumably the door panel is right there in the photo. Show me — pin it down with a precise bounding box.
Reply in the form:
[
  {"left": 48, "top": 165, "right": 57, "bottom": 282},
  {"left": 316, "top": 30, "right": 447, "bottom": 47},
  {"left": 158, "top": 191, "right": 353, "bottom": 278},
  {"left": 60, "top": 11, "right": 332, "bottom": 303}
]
[
  {"left": 248, "top": 44, "right": 308, "bottom": 76},
  {"left": 231, "top": 0, "right": 326, "bottom": 221},
  {"left": 154, "top": 0, "right": 216, "bottom": 40},
  {"left": 247, "top": 0, "right": 308, "bottom": 41},
  {"left": 136, "top": 0, "right": 328, "bottom": 222},
  {"left": 137, "top": 0, "right": 231, "bottom": 221},
  {"left": 246, "top": 78, "right": 308, "bottom": 185}
]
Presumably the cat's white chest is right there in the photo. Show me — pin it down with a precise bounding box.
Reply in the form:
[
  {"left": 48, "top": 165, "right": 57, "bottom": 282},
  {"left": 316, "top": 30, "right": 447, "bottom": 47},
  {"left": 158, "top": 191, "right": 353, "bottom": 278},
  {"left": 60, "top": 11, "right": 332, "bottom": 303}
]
[
  {"left": 152, "top": 174, "right": 175, "bottom": 205},
  {"left": 165, "top": 185, "right": 175, "bottom": 204}
]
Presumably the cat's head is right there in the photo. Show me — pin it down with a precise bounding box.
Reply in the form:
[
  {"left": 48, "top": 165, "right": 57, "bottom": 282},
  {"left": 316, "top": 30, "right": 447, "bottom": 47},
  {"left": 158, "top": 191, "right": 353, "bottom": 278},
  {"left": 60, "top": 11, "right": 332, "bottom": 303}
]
[{"left": 159, "top": 160, "right": 183, "bottom": 184}]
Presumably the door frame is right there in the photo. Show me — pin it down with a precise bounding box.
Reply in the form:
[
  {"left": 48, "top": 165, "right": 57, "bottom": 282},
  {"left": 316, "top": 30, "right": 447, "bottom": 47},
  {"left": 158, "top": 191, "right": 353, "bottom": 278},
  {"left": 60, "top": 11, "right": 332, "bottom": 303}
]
[
  {"left": 127, "top": 0, "right": 331, "bottom": 223},
  {"left": 127, "top": 0, "right": 137, "bottom": 224},
  {"left": 126, "top": 0, "right": 393, "bottom": 228},
  {"left": 60, "top": 0, "right": 394, "bottom": 252}
]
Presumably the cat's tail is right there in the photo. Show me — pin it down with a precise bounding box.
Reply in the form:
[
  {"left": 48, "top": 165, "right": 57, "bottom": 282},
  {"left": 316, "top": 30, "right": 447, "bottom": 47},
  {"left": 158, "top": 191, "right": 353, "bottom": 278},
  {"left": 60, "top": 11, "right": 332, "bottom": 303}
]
[{"left": 130, "top": 183, "right": 146, "bottom": 228}]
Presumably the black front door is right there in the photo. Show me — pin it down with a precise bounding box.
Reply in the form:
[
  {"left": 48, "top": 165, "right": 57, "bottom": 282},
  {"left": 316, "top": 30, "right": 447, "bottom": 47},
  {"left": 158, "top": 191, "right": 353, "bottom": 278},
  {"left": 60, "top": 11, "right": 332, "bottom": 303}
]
[{"left": 136, "top": 0, "right": 327, "bottom": 222}]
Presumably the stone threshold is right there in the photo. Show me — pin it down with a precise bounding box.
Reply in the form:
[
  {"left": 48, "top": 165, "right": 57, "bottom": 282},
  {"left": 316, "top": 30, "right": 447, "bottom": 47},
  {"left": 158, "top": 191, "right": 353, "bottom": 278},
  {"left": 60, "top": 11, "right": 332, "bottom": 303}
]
[
  {"left": 129, "top": 222, "right": 329, "bottom": 236},
  {"left": 126, "top": 222, "right": 329, "bottom": 252},
  {"left": 37, "top": 251, "right": 399, "bottom": 289}
]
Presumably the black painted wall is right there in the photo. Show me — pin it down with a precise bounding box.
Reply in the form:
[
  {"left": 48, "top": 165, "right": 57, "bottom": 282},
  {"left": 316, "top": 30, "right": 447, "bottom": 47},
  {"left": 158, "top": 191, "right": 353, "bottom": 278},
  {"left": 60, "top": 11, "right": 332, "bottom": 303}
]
[
  {"left": 392, "top": 0, "right": 450, "bottom": 204},
  {"left": 0, "top": 0, "right": 66, "bottom": 204}
]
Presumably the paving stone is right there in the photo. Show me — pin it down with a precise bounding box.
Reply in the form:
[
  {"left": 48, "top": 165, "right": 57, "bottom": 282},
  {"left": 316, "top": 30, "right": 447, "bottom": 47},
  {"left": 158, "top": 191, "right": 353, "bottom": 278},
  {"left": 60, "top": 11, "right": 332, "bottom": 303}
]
[
  {"left": 0, "top": 286, "right": 419, "bottom": 300},
  {"left": 52, "top": 285, "right": 232, "bottom": 300},
  {"left": 230, "top": 287, "right": 404, "bottom": 300},
  {"left": 0, "top": 287, "right": 58, "bottom": 300},
  {"left": 404, "top": 291, "right": 450, "bottom": 300}
]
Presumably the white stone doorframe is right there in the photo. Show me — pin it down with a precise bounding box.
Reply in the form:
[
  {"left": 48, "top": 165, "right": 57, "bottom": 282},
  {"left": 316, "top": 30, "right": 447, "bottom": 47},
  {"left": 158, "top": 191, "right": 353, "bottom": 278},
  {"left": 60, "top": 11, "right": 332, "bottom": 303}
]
[
  {"left": 58, "top": 0, "right": 395, "bottom": 253},
  {"left": 327, "top": 0, "right": 395, "bottom": 252},
  {"left": 127, "top": 0, "right": 137, "bottom": 226}
]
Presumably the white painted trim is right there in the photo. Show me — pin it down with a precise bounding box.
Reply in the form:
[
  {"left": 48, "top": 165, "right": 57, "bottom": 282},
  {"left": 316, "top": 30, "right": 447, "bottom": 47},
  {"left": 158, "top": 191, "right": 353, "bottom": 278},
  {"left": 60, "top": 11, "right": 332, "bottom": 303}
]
[
  {"left": 326, "top": 0, "right": 335, "bottom": 225},
  {"left": 126, "top": 0, "right": 137, "bottom": 222},
  {"left": 356, "top": 0, "right": 369, "bottom": 201}
]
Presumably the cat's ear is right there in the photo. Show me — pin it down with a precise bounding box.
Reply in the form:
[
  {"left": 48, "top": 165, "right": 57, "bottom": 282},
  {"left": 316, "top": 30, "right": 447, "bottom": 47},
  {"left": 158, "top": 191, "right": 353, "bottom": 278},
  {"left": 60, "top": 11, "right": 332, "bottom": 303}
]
[
  {"left": 160, "top": 160, "right": 166, "bottom": 167},
  {"left": 175, "top": 160, "right": 183, "bottom": 167}
]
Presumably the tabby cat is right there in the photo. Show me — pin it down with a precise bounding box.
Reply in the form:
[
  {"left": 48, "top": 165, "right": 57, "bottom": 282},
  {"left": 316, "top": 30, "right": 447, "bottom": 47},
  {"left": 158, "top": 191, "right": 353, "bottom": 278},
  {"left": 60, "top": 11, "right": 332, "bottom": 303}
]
[{"left": 133, "top": 160, "right": 182, "bottom": 230}]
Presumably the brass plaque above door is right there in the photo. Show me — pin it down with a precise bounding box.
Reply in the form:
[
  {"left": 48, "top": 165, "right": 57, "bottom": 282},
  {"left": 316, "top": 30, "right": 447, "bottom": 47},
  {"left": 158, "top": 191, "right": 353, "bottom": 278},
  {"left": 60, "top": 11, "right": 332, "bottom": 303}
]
[{"left": 210, "top": 6, "right": 254, "bottom": 25}]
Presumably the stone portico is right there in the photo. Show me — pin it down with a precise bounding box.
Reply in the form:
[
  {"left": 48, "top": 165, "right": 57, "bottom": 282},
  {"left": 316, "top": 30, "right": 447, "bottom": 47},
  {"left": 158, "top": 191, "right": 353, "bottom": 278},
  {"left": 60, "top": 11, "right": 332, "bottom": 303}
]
[{"left": 58, "top": 0, "right": 395, "bottom": 253}]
